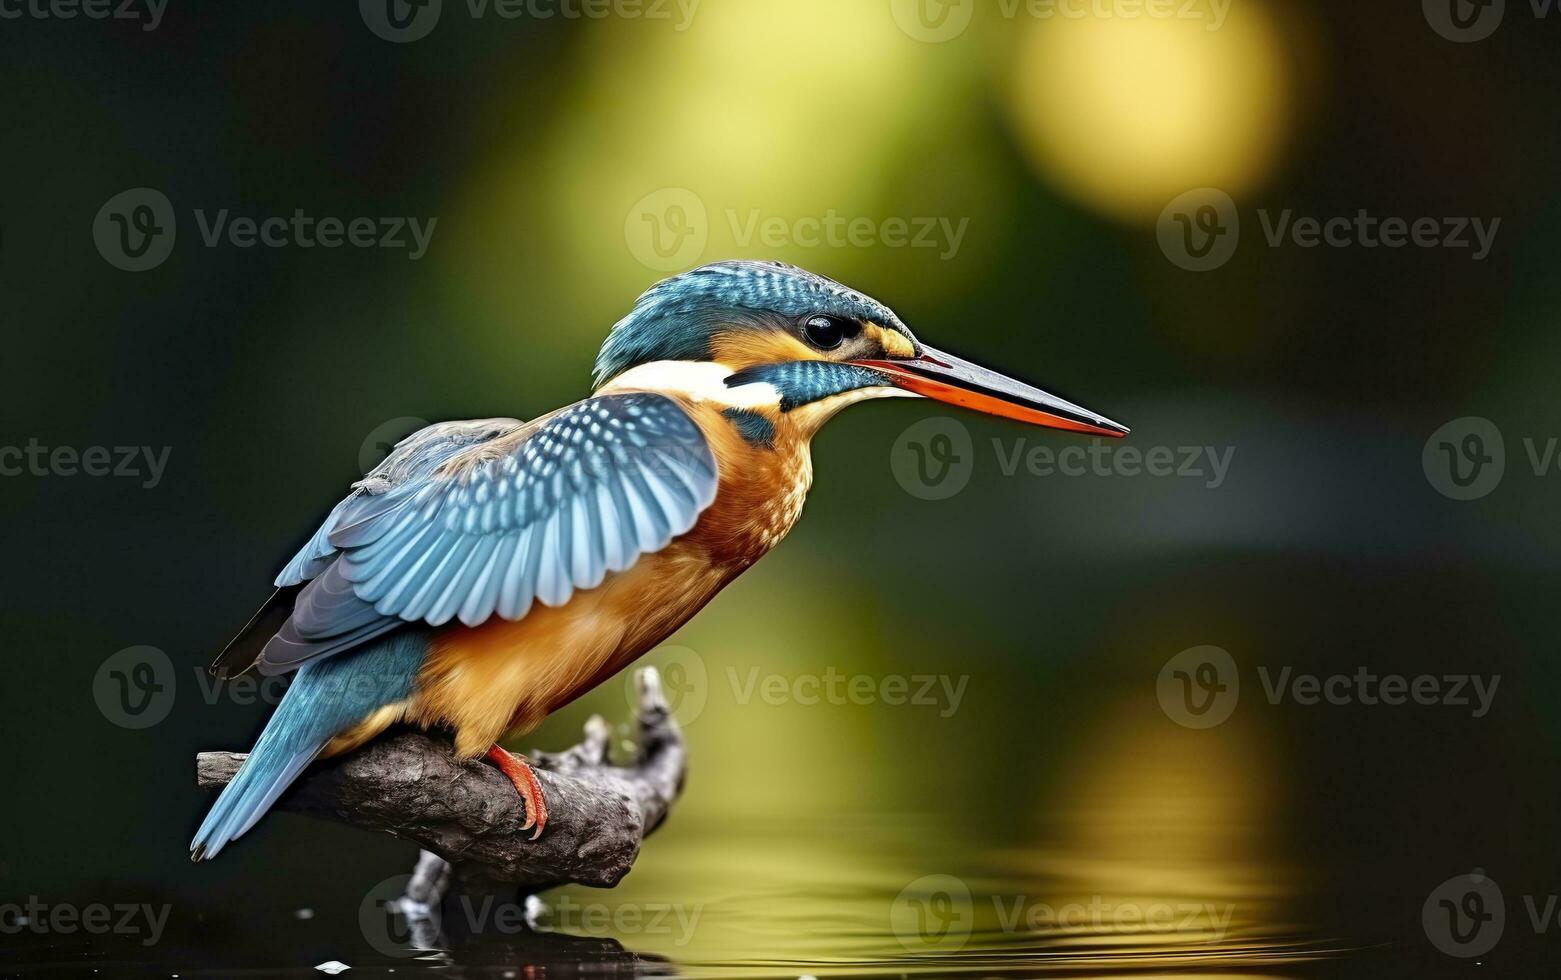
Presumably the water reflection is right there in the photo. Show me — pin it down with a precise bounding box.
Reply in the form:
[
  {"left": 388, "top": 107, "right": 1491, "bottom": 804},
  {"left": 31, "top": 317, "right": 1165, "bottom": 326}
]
[
  {"left": 573, "top": 823, "right": 1338, "bottom": 980},
  {"left": 448, "top": 694, "right": 1347, "bottom": 978},
  {"left": 2, "top": 691, "right": 1351, "bottom": 977}
]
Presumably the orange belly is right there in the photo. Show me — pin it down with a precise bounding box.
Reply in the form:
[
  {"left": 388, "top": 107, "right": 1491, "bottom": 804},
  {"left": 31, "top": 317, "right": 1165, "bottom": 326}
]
[{"left": 381, "top": 546, "right": 727, "bottom": 758}]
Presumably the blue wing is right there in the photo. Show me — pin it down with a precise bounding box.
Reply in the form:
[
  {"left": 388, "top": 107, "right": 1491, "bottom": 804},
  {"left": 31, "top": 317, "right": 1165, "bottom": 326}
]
[{"left": 251, "top": 393, "right": 718, "bottom": 676}]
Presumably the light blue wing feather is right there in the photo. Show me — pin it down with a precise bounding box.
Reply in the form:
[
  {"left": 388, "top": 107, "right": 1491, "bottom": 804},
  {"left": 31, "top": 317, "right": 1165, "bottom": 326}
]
[
  {"left": 254, "top": 394, "right": 718, "bottom": 675},
  {"left": 275, "top": 418, "right": 527, "bottom": 587}
]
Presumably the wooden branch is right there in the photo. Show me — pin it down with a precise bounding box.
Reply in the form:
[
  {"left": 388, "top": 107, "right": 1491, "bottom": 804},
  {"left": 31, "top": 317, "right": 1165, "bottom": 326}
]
[{"left": 196, "top": 667, "right": 686, "bottom": 892}]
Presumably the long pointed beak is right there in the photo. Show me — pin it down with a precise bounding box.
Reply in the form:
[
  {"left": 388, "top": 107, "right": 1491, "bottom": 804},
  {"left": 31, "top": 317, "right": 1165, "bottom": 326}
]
[{"left": 857, "top": 344, "right": 1129, "bottom": 438}]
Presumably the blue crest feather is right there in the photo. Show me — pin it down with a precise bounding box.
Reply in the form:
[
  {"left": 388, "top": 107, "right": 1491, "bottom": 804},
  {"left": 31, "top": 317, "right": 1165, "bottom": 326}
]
[{"left": 594, "top": 261, "right": 909, "bottom": 385}]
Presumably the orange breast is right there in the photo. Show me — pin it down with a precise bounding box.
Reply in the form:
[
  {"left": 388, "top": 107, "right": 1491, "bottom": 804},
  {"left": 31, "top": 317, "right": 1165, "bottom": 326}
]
[
  {"left": 401, "top": 399, "right": 813, "bottom": 758},
  {"left": 679, "top": 401, "right": 813, "bottom": 566}
]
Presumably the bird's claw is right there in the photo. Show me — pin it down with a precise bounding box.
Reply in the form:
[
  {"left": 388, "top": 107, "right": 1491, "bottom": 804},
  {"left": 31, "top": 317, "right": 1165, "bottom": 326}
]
[{"left": 484, "top": 744, "right": 548, "bottom": 840}]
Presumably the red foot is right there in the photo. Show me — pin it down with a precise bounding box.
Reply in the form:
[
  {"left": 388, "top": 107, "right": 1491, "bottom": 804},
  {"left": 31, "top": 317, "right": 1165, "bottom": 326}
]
[{"left": 484, "top": 744, "right": 548, "bottom": 840}]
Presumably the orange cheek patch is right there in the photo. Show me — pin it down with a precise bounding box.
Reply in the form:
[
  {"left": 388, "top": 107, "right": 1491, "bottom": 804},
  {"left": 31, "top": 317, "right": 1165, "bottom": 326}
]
[{"left": 709, "top": 329, "right": 818, "bottom": 371}]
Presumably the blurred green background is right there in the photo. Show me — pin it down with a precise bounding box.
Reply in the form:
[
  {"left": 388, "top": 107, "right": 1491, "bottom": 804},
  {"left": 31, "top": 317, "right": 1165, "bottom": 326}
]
[{"left": 4, "top": 0, "right": 1561, "bottom": 975}]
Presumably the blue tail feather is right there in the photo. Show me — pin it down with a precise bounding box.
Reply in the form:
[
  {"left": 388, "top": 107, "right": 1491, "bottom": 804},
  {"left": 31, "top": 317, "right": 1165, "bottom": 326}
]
[{"left": 191, "top": 631, "right": 426, "bottom": 861}]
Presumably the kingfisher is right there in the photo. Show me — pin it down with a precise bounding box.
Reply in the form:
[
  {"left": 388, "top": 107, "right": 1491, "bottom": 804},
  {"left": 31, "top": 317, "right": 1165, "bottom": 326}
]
[{"left": 192, "top": 260, "right": 1127, "bottom": 860}]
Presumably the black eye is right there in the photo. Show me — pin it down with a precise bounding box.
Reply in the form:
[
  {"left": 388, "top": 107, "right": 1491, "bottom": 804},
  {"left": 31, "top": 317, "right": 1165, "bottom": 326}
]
[{"left": 803, "top": 314, "right": 850, "bottom": 350}]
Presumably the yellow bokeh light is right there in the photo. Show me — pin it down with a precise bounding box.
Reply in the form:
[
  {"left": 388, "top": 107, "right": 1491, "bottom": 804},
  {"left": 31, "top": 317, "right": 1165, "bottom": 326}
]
[
  {"left": 438, "top": 0, "right": 1005, "bottom": 360},
  {"left": 1007, "top": 2, "right": 1293, "bottom": 221}
]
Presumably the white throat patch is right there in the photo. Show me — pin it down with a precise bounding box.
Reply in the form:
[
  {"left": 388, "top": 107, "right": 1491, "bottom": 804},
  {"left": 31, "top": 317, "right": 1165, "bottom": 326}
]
[{"left": 599, "top": 360, "right": 781, "bottom": 410}]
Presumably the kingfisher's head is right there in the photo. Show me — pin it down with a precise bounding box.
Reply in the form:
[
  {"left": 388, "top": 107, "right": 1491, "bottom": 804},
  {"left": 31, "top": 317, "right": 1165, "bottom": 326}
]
[{"left": 594, "top": 260, "right": 1127, "bottom": 439}]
